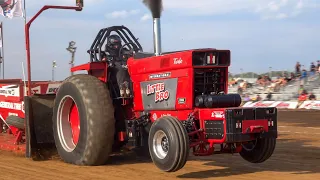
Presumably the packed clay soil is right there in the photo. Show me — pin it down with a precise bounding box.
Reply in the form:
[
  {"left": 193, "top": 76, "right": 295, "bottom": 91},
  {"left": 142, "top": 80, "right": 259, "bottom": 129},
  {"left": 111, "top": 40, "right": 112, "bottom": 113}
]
[{"left": 0, "top": 111, "right": 319, "bottom": 180}]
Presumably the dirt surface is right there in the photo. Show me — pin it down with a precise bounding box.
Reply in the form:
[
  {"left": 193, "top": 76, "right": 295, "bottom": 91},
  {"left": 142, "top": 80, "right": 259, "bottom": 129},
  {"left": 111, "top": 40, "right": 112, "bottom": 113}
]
[{"left": 0, "top": 111, "right": 319, "bottom": 180}]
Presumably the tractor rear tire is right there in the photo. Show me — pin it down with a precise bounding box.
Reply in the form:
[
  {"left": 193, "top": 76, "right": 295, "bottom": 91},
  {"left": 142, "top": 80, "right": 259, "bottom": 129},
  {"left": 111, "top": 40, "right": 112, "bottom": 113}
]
[
  {"left": 239, "top": 137, "right": 276, "bottom": 163},
  {"left": 148, "top": 116, "right": 189, "bottom": 172},
  {"left": 52, "top": 74, "right": 115, "bottom": 166},
  {"left": 6, "top": 115, "right": 25, "bottom": 129}
]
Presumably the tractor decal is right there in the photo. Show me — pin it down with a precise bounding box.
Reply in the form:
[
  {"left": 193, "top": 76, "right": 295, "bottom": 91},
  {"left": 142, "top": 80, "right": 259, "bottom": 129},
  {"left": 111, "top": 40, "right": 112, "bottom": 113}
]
[
  {"left": 141, "top": 78, "right": 177, "bottom": 110},
  {"left": 173, "top": 57, "right": 183, "bottom": 65},
  {"left": 211, "top": 111, "right": 225, "bottom": 119},
  {"left": 146, "top": 82, "right": 169, "bottom": 102},
  {"left": 149, "top": 72, "right": 171, "bottom": 80}
]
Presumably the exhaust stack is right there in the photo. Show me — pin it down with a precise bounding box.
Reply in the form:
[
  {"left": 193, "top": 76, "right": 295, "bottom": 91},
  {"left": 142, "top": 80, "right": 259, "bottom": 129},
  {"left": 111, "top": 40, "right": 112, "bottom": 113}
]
[
  {"left": 153, "top": 18, "right": 162, "bottom": 56},
  {"left": 142, "top": 0, "right": 163, "bottom": 56}
]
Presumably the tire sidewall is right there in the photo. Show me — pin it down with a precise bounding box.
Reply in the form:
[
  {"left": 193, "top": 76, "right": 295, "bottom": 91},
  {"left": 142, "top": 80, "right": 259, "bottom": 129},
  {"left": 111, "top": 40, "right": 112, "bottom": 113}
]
[
  {"left": 53, "top": 81, "right": 88, "bottom": 164},
  {"left": 148, "top": 119, "right": 179, "bottom": 170},
  {"left": 240, "top": 138, "right": 276, "bottom": 163},
  {"left": 6, "top": 115, "right": 25, "bottom": 129}
]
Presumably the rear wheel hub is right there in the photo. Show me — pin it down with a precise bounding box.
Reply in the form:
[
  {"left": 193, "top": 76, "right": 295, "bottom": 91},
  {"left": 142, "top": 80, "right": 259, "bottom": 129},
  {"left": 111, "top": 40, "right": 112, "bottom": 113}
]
[{"left": 57, "top": 95, "right": 80, "bottom": 152}]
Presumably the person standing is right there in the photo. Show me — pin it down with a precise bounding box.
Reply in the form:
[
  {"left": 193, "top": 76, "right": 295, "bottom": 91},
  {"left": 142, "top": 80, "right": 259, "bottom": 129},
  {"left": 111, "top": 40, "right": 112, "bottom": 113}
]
[
  {"left": 300, "top": 69, "right": 308, "bottom": 85},
  {"left": 295, "top": 62, "right": 301, "bottom": 76},
  {"left": 310, "top": 62, "right": 316, "bottom": 76}
]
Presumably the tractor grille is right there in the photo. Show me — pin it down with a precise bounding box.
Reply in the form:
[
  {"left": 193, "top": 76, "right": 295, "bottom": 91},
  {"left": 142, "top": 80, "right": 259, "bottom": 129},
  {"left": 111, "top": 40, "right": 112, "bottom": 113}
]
[{"left": 194, "top": 68, "right": 227, "bottom": 97}]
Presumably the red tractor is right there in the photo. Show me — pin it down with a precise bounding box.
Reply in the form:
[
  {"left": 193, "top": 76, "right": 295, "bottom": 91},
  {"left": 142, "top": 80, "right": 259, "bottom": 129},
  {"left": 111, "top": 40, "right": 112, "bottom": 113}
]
[
  {"left": 22, "top": 16, "right": 278, "bottom": 172},
  {"left": 1, "top": 3, "right": 277, "bottom": 173}
]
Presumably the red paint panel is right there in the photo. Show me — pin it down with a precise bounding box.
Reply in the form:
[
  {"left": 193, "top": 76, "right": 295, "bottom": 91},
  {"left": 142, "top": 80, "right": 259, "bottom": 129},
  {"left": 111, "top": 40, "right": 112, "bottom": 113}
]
[
  {"left": 127, "top": 51, "right": 194, "bottom": 76},
  {"left": 242, "top": 120, "right": 269, "bottom": 134},
  {"left": 148, "top": 110, "right": 194, "bottom": 122},
  {"left": 175, "top": 68, "right": 194, "bottom": 110},
  {"left": 71, "top": 61, "right": 107, "bottom": 72},
  {"left": 196, "top": 108, "right": 227, "bottom": 144},
  {"left": 197, "top": 108, "right": 226, "bottom": 120},
  {"left": 132, "top": 81, "right": 143, "bottom": 111}
]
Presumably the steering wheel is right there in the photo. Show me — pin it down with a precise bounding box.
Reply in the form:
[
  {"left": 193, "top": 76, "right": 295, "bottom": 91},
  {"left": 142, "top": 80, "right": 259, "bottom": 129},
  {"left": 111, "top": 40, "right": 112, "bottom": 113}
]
[{"left": 119, "top": 42, "right": 139, "bottom": 59}]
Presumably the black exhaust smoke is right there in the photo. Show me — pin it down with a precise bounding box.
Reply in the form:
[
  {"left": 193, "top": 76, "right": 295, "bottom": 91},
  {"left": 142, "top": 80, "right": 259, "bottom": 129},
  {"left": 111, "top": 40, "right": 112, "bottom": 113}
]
[
  {"left": 142, "top": 0, "right": 163, "bottom": 18},
  {"left": 142, "top": 0, "right": 163, "bottom": 56}
]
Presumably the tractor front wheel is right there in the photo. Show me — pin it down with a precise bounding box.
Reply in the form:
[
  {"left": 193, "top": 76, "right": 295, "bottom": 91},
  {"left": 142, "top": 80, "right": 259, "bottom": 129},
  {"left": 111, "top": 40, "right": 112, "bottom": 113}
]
[
  {"left": 148, "top": 116, "right": 189, "bottom": 172},
  {"left": 239, "top": 137, "right": 276, "bottom": 163},
  {"left": 52, "top": 74, "right": 115, "bottom": 166}
]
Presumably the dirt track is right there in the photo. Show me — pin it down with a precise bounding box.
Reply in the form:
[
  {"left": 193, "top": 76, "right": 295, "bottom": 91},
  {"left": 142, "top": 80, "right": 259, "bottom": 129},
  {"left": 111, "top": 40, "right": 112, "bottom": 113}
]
[{"left": 0, "top": 111, "right": 319, "bottom": 180}]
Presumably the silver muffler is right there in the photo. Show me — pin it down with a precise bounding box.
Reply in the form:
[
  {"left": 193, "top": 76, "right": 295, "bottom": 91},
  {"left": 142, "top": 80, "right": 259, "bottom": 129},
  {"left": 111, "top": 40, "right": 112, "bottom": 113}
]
[{"left": 153, "top": 18, "right": 162, "bottom": 56}]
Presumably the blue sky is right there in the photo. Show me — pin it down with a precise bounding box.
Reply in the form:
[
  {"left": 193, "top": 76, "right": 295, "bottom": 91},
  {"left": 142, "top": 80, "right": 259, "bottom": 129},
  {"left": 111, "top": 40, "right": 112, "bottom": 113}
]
[{"left": 1, "top": 0, "right": 320, "bottom": 80}]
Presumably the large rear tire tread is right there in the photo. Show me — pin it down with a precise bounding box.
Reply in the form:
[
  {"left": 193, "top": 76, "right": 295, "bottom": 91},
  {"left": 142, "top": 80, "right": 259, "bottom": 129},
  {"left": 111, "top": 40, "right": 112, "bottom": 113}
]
[
  {"left": 239, "top": 137, "right": 276, "bottom": 163},
  {"left": 53, "top": 74, "right": 115, "bottom": 166},
  {"left": 5, "top": 115, "right": 25, "bottom": 129},
  {"left": 165, "top": 116, "right": 189, "bottom": 172},
  {"left": 148, "top": 116, "right": 189, "bottom": 172}
]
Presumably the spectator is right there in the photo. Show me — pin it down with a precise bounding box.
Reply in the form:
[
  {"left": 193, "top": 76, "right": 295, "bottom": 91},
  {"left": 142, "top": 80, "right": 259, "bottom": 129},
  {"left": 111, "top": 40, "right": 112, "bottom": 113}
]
[
  {"left": 302, "top": 89, "right": 308, "bottom": 95},
  {"left": 300, "top": 69, "right": 308, "bottom": 85},
  {"left": 256, "top": 95, "right": 262, "bottom": 101},
  {"left": 243, "top": 93, "right": 251, "bottom": 101},
  {"left": 298, "top": 88, "right": 308, "bottom": 101},
  {"left": 265, "top": 75, "right": 271, "bottom": 82},
  {"left": 239, "top": 80, "right": 247, "bottom": 90},
  {"left": 298, "top": 85, "right": 305, "bottom": 95},
  {"left": 262, "top": 75, "right": 272, "bottom": 87},
  {"left": 256, "top": 75, "right": 265, "bottom": 86},
  {"left": 228, "top": 78, "right": 236, "bottom": 87},
  {"left": 266, "top": 92, "right": 272, "bottom": 101},
  {"left": 309, "top": 92, "right": 316, "bottom": 100},
  {"left": 310, "top": 62, "right": 316, "bottom": 76},
  {"left": 299, "top": 93, "right": 308, "bottom": 101},
  {"left": 237, "top": 86, "right": 243, "bottom": 95},
  {"left": 295, "top": 62, "right": 301, "bottom": 76},
  {"left": 284, "top": 73, "right": 293, "bottom": 82}
]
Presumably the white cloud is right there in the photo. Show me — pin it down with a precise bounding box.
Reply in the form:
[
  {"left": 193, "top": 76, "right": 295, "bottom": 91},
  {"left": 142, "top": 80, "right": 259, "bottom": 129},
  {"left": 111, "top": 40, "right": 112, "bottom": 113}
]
[
  {"left": 296, "top": 0, "right": 304, "bottom": 9},
  {"left": 140, "top": 14, "right": 151, "bottom": 21},
  {"left": 130, "top": 9, "right": 140, "bottom": 14},
  {"left": 263, "top": 12, "right": 288, "bottom": 20},
  {"left": 108, "top": 10, "right": 129, "bottom": 18},
  {"left": 255, "top": 0, "right": 305, "bottom": 20},
  {"left": 162, "top": 0, "right": 320, "bottom": 20},
  {"left": 267, "top": 0, "right": 288, "bottom": 11},
  {"left": 106, "top": 9, "right": 140, "bottom": 19},
  {"left": 275, "top": 13, "right": 288, "bottom": 19}
]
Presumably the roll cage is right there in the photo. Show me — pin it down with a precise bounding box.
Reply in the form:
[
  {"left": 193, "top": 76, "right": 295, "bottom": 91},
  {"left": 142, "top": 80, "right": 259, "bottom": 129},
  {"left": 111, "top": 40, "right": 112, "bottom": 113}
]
[{"left": 87, "top": 25, "right": 143, "bottom": 62}]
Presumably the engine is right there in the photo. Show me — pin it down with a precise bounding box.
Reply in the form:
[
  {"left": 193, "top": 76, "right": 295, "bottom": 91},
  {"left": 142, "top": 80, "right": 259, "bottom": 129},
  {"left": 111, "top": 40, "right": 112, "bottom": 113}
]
[
  {"left": 127, "top": 49, "right": 242, "bottom": 111},
  {"left": 192, "top": 50, "right": 242, "bottom": 108}
]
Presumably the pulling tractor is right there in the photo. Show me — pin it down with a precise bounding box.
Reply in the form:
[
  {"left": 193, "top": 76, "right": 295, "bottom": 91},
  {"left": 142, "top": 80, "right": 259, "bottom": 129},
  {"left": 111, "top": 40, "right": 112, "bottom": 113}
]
[{"left": 0, "top": 2, "right": 277, "bottom": 173}]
